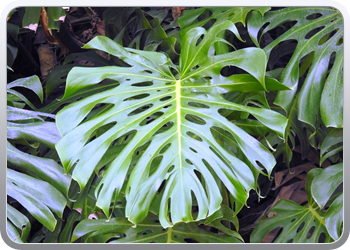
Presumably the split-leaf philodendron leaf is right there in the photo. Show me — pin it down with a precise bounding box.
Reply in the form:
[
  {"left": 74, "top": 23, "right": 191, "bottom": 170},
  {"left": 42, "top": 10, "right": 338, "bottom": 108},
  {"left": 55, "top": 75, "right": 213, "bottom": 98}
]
[
  {"left": 56, "top": 20, "right": 288, "bottom": 228},
  {"left": 248, "top": 7, "right": 343, "bottom": 130}
]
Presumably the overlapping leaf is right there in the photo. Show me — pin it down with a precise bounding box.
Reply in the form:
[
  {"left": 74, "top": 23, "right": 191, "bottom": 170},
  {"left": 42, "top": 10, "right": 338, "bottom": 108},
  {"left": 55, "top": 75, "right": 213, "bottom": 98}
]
[
  {"left": 7, "top": 76, "right": 70, "bottom": 236},
  {"left": 250, "top": 199, "right": 332, "bottom": 243},
  {"left": 251, "top": 163, "right": 343, "bottom": 243},
  {"left": 71, "top": 205, "right": 243, "bottom": 243},
  {"left": 247, "top": 7, "right": 343, "bottom": 130},
  {"left": 56, "top": 20, "right": 288, "bottom": 228},
  {"left": 104, "top": 7, "right": 179, "bottom": 59}
]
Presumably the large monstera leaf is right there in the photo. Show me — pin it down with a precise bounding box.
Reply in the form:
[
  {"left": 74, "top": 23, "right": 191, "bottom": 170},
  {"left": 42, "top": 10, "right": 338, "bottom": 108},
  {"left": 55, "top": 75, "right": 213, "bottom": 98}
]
[
  {"left": 248, "top": 7, "right": 343, "bottom": 130},
  {"left": 7, "top": 76, "right": 70, "bottom": 237},
  {"left": 56, "top": 21, "right": 288, "bottom": 228}
]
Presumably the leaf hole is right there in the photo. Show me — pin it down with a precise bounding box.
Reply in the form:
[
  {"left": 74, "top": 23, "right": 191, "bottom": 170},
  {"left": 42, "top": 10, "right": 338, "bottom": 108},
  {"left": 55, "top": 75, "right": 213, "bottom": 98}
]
[
  {"left": 337, "top": 37, "right": 343, "bottom": 46},
  {"left": 131, "top": 81, "right": 153, "bottom": 87},
  {"left": 306, "top": 13, "right": 323, "bottom": 20},
  {"left": 123, "top": 93, "right": 150, "bottom": 101},
  {"left": 160, "top": 96, "right": 172, "bottom": 101},
  {"left": 139, "top": 111, "right": 164, "bottom": 126},
  {"left": 220, "top": 65, "right": 250, "bottom": 77},
  {"left": 189, "top": 147, "right": 198, "bottom": 153},
  {"left": 318, "top": 28, "right": 339, "bottom": 45},
  {"left": 304, "top": 26, "right": 325, "bottom": 39},
  {"left": 185, "top": 159, "right": 193, "bottom": 165},
  {"left": 186, "top": 131, "right": 203, "bottom": 141},
  {"left": 267, "top": 40, "right": 297, "bottom": 70},
  {"left": 195, "top": 34, "right": 204, "bottom": 46},
  {"left": 167, "top": 165, "right": 175, "bottom": 173},
  {"left": 297, "top": 222, "right": 305, "bottom": 233},
  {"left": 97, "top": 122, "right": 117, "bottom": 136},
  {"left": 261, "top": 21, "right": 297, "bottom": 47},
  {"left": 159, "top": 143, "right": 172, "bottom": 154},
  {"left": 128, "top": 104, "right": 153, "bottom": 116},
  {"left": 143, "top": 70, "right": 153, "bottom": 74},
  {"left": 157, "top": 180, "right": 166, "bottom": 194},
  {"left": 118, "top": 130, "right": 136, "bottom": 144},
  {"left": 307, "top": 226, "right": 315, "bottom": 239},
  {"left": 149, "top": 156, "right": 163, "bottom": 176},
  {"left": 82, "top": 103, "right": 115, "bottom": 124},
  {"left": 151, "top": 219, "right": 160, "bottom": 223},
  {"left": 152, "top": 121, "right": 174, "bottom": 136},
  {"left": 184, "top": 114, "right": 206, "bottom": 125},
  {"left": 137, "top": 230, "right": 154, "bottom": 235},
  {"left": 318, "top": 232, "right": 326, "bottom": 243},
  {"left": 163, "top": 104, "right": 172, "bottom": 109},
  {"left": 256, "top": 161, "right": 267, "bottom": 173},
  {"left": 184, "top": 238, "right": 199, "bottom": 243},
  {"left": 187, "top": 102, "right": 210, "bottom": 109}
]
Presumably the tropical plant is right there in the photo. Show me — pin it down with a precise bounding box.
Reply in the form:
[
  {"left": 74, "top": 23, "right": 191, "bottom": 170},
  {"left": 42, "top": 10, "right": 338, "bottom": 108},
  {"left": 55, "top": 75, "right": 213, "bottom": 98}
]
[
  {"left": 54, "top": 18, "right": 290, "bottom": 229},
  {"left": 6, "top": 6, "right": 343, "bottom": 244},
  {"left": 250, "top": 163, "right": 343, "bottom": 243},
  {"left": 7, "top": 76, "right": 70, "bottom": 242},
  {"left": 247, "top": 7, "right": 343, "bottom": 166}
]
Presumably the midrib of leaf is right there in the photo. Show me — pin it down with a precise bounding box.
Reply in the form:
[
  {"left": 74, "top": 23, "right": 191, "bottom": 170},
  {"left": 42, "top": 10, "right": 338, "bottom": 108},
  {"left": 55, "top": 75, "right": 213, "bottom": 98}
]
[
  {"left": 166, "top": 226, "right": 173, "bottom": 243},
  {"left": 308, "top": 202, "right": 326, "bottom": 227},
  {"left": 175, "top": 79, "right": 184, "bottom": 189},
  {"left": 124, "top": 50, "right": 175, "bottom": 80}
]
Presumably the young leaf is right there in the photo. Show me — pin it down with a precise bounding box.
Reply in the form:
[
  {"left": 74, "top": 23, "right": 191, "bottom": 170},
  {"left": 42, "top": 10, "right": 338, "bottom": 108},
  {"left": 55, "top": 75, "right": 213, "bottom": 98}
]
[{"left": 310, "top": 163, "right": 343, "bottom": 209}]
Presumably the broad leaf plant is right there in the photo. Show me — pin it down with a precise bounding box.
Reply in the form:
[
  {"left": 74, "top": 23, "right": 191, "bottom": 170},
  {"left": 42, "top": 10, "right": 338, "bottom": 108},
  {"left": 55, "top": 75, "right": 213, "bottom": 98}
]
[
  {"left": 55, "top": 20, "right": 288, "bottom": 228},
  {"left": 6, "top": 6, "right": 343, "bottom": 244}
]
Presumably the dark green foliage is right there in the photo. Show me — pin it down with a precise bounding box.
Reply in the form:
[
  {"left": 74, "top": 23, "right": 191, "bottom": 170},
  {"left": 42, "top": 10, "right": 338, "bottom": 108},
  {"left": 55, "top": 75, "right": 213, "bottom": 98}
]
[{"left": 6, "top": 7, "right": 343, "bottom": 244}]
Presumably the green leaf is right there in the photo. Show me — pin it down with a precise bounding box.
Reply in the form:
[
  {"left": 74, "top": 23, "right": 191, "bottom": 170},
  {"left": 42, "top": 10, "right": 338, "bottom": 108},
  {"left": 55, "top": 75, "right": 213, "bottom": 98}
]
[
  {"left": 7, "top": 204, "right": 31, "bottom": 242},
  {"left": 71, "top": 213, "right": 242, "bottom": 243},
  {"left": 47, "top": 7, "right": 67, "bottom": 30},
  {"left": 7, "top": 121, "right": 60, "bottom": 149},
  {"left": 310, "top": 163, "right": 343, "bottom": 209},
  {"left": 204, "top": 205, "right": 241, "bottom": 239},
  {"left": 320, "top": 128, "right": 343, "bottom": 165},
  {"left": 248, "top": 7, "right": 343, "bottom": 130},
  {"left": 22, "top": 7, "right": 42, "bottom": 31},
  {"left": 7, "top": 169, "right": 67, "bottom": 231},
  {"left": 320, "top": 48, "right": 343, "bottom": 128},
  {"left": 179, "top": 7, "right": 271, "bottom": 35},
  {"left": 7, "top": 75, "right": 44, "bottom": 103},
  {"left": 56, "top": 22, "right": 288, "bottom": 228},
  {"left": 250, "top": 199, "right": 332, "bottom": 243},
  {"left": 7, "top": 22, "right": 19, "bottom": 67},
  {"left": 324, "top": 193, "right": 343, "bottom": 240},
  {"left": 7, "top": 142, "right": 71, "bottom": 196}
]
